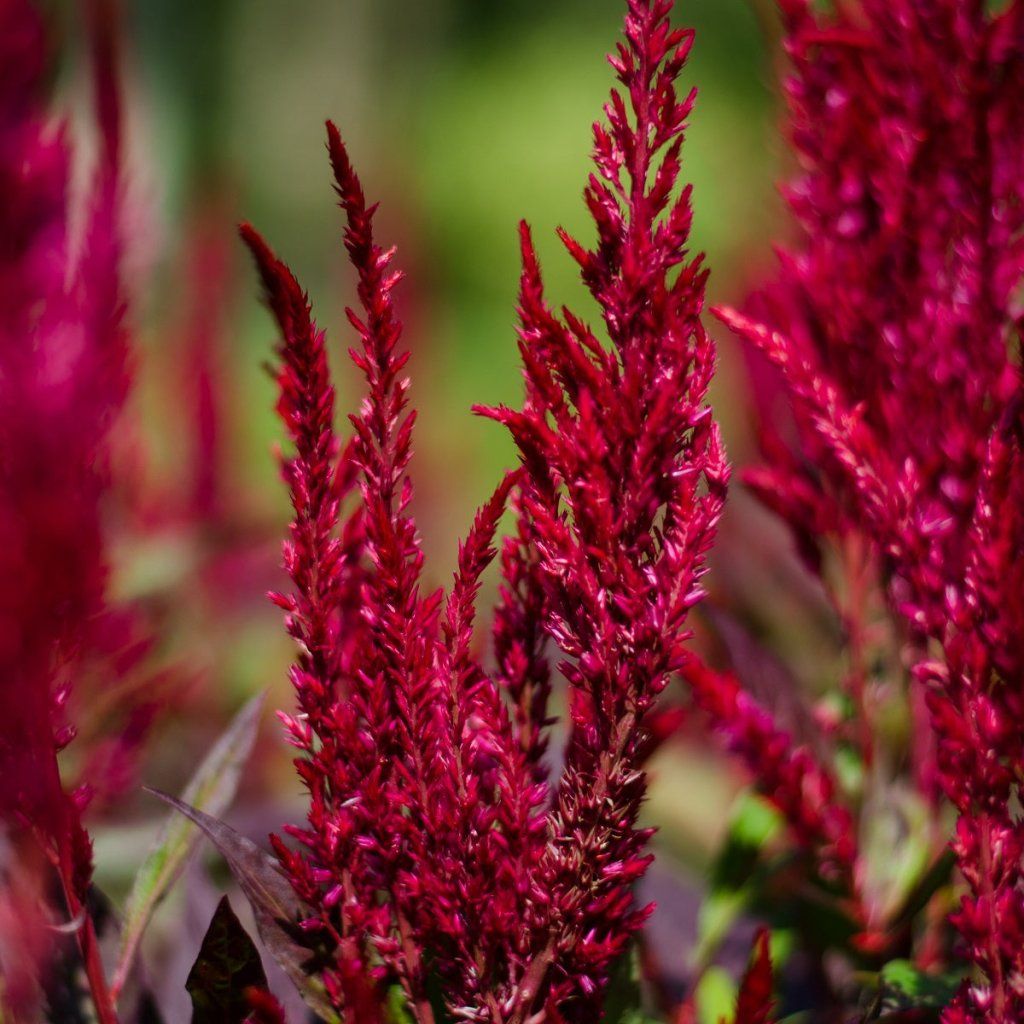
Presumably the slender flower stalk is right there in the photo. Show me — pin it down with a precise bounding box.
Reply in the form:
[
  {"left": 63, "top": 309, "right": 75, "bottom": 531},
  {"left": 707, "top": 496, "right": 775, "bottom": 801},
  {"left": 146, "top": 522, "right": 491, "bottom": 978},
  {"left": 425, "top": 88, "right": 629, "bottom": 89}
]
[{"left": 681, "top": 660, "right": 855, "bottom": 881}]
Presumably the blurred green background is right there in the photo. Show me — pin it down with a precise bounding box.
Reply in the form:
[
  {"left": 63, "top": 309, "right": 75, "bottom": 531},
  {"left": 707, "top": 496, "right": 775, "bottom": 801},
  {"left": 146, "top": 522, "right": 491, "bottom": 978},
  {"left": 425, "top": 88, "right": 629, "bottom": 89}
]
[{"left": 131, "top": 0, "right": 781, "bottom": 520}]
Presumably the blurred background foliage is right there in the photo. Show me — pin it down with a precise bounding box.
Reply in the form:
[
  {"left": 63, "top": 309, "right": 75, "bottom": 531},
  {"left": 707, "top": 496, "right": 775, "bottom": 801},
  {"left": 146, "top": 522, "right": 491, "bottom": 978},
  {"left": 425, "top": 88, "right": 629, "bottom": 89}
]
[{"left": 51, "top": 0, "right": 834, "bottom": 1013}]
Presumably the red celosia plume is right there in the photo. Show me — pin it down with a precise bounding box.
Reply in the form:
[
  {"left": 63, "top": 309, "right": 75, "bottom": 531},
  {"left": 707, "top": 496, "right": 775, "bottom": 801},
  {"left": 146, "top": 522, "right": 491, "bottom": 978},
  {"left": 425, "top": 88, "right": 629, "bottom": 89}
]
[
  {"left": 0, "top": 0, "right": 136, "bottom": 1019},
  {"left": 247, "top": 1, "right": 728, "bottom": 1020},
  {"left": 719, "top": 1, "right": 1024, "bottom": 1020},
  {"left": 477, "top": 1, "right": 729, "bottom": 1010}
]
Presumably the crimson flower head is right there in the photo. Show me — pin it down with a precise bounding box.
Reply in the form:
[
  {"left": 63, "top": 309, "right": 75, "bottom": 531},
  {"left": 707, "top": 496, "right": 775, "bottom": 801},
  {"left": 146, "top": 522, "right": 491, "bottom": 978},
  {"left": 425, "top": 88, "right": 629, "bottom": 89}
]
[
  {"left": 0, "top": 1, "right": 137, "bottom": 1019},
  {"left": 478, "top": 0, "right": 730, "bottom": 1008},
  {"left": 245, "top": 0, "right": 736, "bottom": 1019}
]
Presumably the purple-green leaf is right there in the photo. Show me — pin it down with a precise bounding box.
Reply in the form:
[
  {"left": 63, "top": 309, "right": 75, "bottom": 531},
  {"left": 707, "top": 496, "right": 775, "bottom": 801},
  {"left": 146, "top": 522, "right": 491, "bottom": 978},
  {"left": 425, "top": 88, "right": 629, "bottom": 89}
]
[
  {"left": 113, "top": 691, "right": 266, "bottom": 999},
  {"left": 186, "top": 896, "right": 270, "bottom": 1023},
  {"left": 147, "top": 790, "right": 338, "bottom": 1024}
]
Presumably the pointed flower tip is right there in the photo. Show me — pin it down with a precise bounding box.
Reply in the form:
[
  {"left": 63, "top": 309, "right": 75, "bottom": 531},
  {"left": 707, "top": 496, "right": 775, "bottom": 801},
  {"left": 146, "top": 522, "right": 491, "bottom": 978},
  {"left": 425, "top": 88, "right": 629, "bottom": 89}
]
[
  {"left": 709, "top": 304, "right": 739, "bottom": 327},
  {"left": 238, "top": 221, "right": 274, "bottom": 268}
]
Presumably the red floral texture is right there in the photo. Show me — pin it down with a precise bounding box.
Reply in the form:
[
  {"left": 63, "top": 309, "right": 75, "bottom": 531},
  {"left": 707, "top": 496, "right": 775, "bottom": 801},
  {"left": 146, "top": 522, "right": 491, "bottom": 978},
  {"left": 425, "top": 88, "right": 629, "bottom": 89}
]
[
  {"left": 718, "top": 2, "right": 1024, "bottom": 1021},
  {"left": 733, "top": 931, "right": 776, "bottom": 1024},
  {"left": 242, "top": 1, "right": 788, "bottom": 1020},
  {"left": 0, "top": 0, "right": 137, "bottom": 1020}
]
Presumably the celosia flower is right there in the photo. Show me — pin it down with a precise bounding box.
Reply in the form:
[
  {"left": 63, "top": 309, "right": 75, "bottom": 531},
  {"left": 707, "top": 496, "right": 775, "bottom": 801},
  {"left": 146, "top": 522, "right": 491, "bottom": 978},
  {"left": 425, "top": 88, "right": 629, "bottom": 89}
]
[
  {"left": 0, "top": 0, "right": 132, "bottom": 1019},
  {"left": 719, "top": 2, "right": 1024, "bottom": 1019},
  {"left": 246, "top": 131, "right": 540, "bottom": 1019},
  {"left": 250, "top": 1, "right": 746, "bottom": 1019},
  {"left": 479, "top": 1, "right": 729, "bottom": 1011}
]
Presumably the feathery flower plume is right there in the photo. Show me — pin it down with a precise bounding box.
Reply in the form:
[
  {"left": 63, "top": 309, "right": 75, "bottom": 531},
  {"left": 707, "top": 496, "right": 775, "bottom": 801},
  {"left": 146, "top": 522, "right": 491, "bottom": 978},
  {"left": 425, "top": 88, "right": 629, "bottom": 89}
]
[
  {"left": 719, "top": 2, "right": 1024, "bottom": 1019},
  {"left": 478, "top": 0, "right": 730, "bottom": 1013},
  {"left": 0, "top": 0, "right": 129, "bottom": 1019},
  {"left": 250, "top": 1, "right": 799, "bottom": 1019},
  {"left": 245, "top": 126, "right": 542, "bottom": 1021}
]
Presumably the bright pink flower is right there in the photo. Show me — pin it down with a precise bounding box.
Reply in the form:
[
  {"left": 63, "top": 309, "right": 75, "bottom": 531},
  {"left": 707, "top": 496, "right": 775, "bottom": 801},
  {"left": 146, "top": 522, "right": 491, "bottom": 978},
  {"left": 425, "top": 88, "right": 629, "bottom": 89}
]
[{"left": 0, "top": 1, "right": 132, "bottom": 1019}]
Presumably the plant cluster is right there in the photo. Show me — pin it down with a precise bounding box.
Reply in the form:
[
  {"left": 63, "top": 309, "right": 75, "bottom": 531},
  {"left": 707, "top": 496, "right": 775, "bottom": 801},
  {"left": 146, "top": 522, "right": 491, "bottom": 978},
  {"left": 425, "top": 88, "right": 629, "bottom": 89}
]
[{"left": 0, "top": 0, "right": 1021, "bottom": 1022}]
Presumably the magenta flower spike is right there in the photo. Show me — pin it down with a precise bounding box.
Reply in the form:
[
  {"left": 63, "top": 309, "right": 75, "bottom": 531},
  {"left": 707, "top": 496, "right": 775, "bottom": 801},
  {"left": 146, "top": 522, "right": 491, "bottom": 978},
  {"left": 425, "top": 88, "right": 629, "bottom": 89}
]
[
  {"left": 718, "top": 2, "right": 1024, "bottom": 1019},
  {"left": 0, "top": 0, "right": 129, "bottom": 1019},
  {"left": 247, "top": 1, "right": 747, "bottom": 1018},
  {"left": 477, "top": 0, "right": 730, "bottom": 1010}
]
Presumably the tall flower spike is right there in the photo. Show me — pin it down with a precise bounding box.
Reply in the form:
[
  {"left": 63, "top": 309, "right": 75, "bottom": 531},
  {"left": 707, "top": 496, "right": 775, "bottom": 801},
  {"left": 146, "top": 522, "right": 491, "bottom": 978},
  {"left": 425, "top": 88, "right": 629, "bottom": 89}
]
[
  {"left": 241, "top": 218, "right": 388, "bottom": 1014},
  {"left": 327, "top": 120, "right": 451, "bottom": 1020},
  {"left": 0, "top": 0, "right": 130, "bottom": 1020},
  {"left": 479, "top": 1, "right": 730, "bottom": 1015},
  {"left": 718, "top": 2, "right": 1024, "bottom": 1020},
  {"left": 326, "top": 122, "right": 549, "bottom": 1024},
  {"left": 251, "top": 122, "right": 545, "bottom": 1023}
]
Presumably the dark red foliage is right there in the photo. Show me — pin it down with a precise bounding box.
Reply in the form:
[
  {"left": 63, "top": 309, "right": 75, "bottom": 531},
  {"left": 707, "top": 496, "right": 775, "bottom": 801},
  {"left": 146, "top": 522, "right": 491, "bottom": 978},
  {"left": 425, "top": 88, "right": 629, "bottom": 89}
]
[{"left": 733, "top": 931, "right": 775, "bottom": 1024}]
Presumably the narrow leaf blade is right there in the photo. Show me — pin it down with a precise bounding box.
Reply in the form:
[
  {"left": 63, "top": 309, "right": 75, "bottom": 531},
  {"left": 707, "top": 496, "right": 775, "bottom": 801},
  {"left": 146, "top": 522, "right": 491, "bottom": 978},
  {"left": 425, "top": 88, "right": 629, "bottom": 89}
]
[
  {"left": 113, "top": 691, "right": 266, "bottom": 996},
  {"left": 148, "top": 790, "right": 339, "bottom": 1024}
]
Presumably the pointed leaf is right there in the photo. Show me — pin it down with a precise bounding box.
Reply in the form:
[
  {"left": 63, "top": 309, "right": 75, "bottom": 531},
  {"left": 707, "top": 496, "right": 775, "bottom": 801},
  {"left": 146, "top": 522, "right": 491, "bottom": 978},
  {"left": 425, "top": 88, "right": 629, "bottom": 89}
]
[
  {"left": 734, "top": 930, "right": 775, "bottom": 1024},
  {"left": 147, "top": 789, "right": 339, "bottom": 1024},
  {"left": 692, "top": 792, "right": 784, "bottom": 971},
  {"left": 695, "top": 966, "right": 735, "bottom": 1024},
  {"left": 186, "top": 896, "right": 269, "bottom": 1023},
  {"left": 603, "top": 945, "right": 643, "bottom": 1024},
  {"left": 386, "top": 985, "right": 415, "bottom": 1024},
  {"left": 114, "top": 692, "right": 266, "bottom": 996},
  {"left": 602, "top": 945, "right": 660, "bottom": 1024}
]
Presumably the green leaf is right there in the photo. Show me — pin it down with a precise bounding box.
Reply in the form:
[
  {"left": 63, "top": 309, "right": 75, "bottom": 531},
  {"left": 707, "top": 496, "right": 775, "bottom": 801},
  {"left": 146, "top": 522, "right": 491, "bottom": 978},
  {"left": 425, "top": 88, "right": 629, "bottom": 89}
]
[
  {"left": 695, "top": 966, "right": 736, "bottom": 1024},
  {"left": 709, "top": 791, "right": 784, "bottom": 895},
  {"left": 858, "top": 785, "right": 933, "bottom": 925},
  {"left": 692, "top": 792, "right": 784, "bottom": 970},
  {"left": 729, "top": 793, "right": 786, "bottom": 853},
  {"left": 113, "top": 692, "right": 266, "bottom": 997},
  {"left": 603, "top": 944, "right": 641, "bottom": 1018},
  {"left": 832, "top": 745, "right": 865, "bottom": 798},
  {"left": 603, "top": 945, "right": 647, "bottom": 1024},
  {"left": 186, "top": 896, "right": 270, "bottom": 1023},
  {"left": 386, "top": 985, "right": 416, "bottom": 1024},
  {"left": 877, "top": 960, "right": 965, "bottom": 1015},
  {"left": 891, "top": 849, "right": 956, "bottom": 928},
  {"left": 148, "top": 789, "right": 340, "bottom": 1024},
  {"left": 694, "top": 890, "right": 749, "bottom": 972}
]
